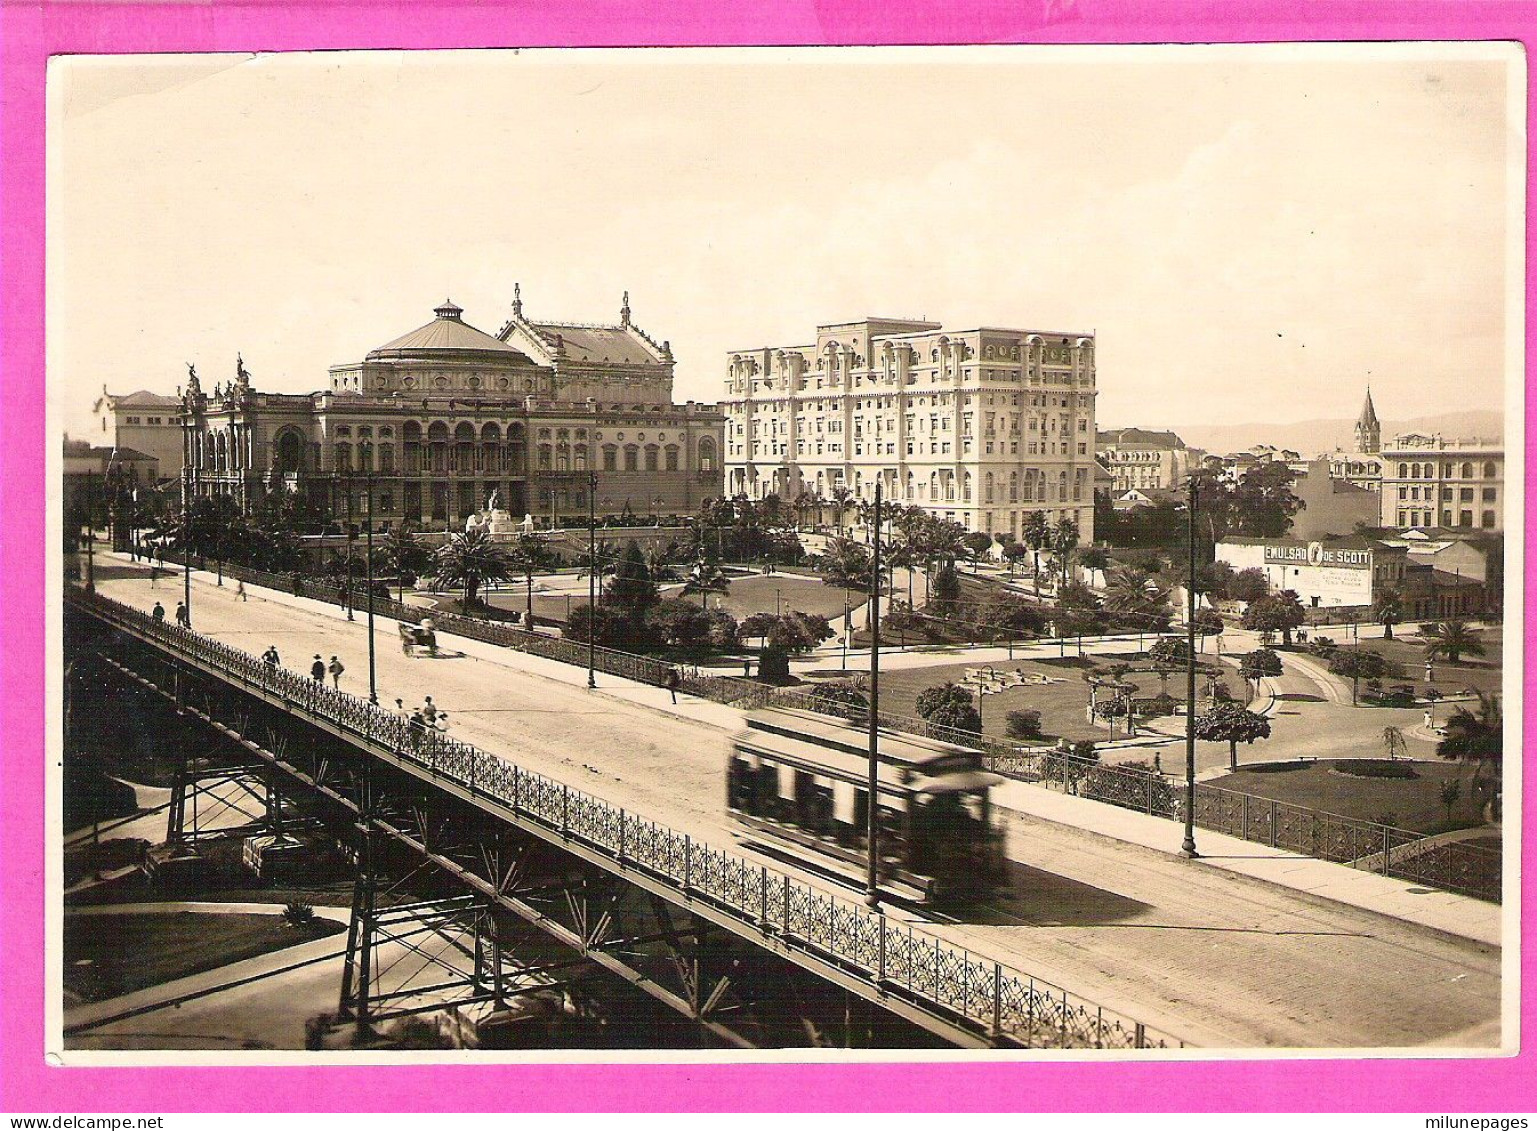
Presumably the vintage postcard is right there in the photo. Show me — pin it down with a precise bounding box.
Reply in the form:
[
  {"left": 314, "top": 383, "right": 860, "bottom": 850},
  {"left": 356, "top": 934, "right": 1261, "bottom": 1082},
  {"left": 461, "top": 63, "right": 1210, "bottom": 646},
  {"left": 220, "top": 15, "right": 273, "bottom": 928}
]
[{"left": 43, "top": 42, "right": 1523, "bottom": 1075}]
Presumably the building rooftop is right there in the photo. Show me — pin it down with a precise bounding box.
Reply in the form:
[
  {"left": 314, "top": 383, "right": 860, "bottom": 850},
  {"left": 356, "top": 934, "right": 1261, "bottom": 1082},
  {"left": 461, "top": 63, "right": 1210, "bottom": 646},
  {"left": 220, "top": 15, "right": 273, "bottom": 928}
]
[
  {"left": 368, "top": 301, "right": 527, "bottom": 359},
  {"left": 1097, "top": 427, "right": 1186, "bottom": 450},
  {"left": 523, "top": 322, "right": 661, "bottom": 366}
]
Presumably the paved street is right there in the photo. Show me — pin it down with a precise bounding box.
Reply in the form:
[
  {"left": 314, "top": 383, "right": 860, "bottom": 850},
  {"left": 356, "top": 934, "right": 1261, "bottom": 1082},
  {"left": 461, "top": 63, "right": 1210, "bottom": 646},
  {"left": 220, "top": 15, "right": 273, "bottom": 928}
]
[{"left": 85, "top": 556, "right": 1502, "bottom": 1049}]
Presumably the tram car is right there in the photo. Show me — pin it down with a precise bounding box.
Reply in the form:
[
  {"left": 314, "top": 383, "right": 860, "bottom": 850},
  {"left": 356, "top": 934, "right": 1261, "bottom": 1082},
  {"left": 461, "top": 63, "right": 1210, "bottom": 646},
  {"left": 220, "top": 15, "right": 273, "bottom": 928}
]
[{"left": 727, "top": 708, "right": 1008, "bottom": 903}]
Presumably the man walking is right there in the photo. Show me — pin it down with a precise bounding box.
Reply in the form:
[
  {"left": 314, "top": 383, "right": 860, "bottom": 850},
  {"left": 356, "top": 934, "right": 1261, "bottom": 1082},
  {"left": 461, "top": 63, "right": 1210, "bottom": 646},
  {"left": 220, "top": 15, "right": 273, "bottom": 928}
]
[
  {"left": 422, "top": 696, "right": 439, "bottom": 727},
  {"left": 328, "top": 655, "right": 345, "bottom": 689},
  {"left": 236, "top": 579, "right": 247, "bottom": 602},
  {"left": 263, "top": 645, "right": 280, "bottom": 669},
  {"left": 174, "top": 601, "right": 189, "bottom": 627},
  {"left": 310, "top": 655, "right": 326, "bottom": 683},
  {"left": 665, "top": 667, "right": 681, "bottom": 705},
  {"left": 152, "top": 601, "right": 165, "bottom": 622}
]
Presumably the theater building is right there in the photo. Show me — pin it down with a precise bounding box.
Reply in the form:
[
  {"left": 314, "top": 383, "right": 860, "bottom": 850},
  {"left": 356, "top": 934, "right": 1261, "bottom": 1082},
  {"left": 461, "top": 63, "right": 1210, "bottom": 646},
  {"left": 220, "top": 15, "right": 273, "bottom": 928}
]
[
  {"left": 179, "top": 291, "right": 725, "bottom": 530},
  {"left": 723, "top": 318, "right": 1096, "bottom": 541}
]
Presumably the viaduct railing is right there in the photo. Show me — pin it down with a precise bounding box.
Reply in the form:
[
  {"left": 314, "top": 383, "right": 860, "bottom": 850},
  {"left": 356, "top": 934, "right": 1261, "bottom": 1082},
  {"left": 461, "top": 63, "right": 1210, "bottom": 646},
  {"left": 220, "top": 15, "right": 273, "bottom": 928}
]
[
  {"left": 69, "top": 585, "right": 1187, "bottom": 1051},
  {"left": 141, "top": 553, "right": 1502, "bottom": 903}
]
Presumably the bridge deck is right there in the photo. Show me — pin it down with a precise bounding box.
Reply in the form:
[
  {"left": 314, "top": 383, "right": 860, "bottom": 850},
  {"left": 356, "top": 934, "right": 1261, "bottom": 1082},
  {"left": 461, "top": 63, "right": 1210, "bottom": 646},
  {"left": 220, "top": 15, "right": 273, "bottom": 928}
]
[{"left": 85, "top": 558, "right": 1501, "bottom": 1049}]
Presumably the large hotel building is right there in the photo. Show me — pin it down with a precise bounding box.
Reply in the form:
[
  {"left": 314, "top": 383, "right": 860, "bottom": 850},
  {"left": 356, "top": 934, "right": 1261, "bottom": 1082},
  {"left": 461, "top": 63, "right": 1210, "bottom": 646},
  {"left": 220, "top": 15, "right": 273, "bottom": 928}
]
[
  {"left": 179, "top": 290, "right": 724, "bottom": 530},
  {"left": 722, "top": 318, "right": 1097, "bottom": 542}
]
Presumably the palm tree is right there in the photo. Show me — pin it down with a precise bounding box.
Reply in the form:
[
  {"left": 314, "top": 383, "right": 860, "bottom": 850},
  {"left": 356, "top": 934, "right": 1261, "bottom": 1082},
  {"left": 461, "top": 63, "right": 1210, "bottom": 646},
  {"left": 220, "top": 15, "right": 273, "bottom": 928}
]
[
  {"left": 434, "top": 525, "right": 513, "bottom": 611},
  {"left": 1051, "top": 518, "right": 1080, "bottom": 589},
  {"left": 682, "top": 556, "right": 732, "bottom": 608},
  {"left": 828, "top": 484, "right": 855, "bottom": 534},
  {"left": 1022, "top": 512, "right": 1050, "bottom": 596},
  {"left": 1420, "top": 620, "right": 1486, "bottom": 665},
  {"left": 1373, "top": 585, "right": 1403, "bottom": 641},
  {"left": 505, "top": 532, "right": 556, "bottom": 627},
  {"left": 1102, "top": 566, "right": 1172, "bottom": 632},
  {"left": 885, "top": 540, "right": 918, "bottom": 605},
  {"left": 1436, "top": 691, "right": 1502, "bottom": 802}
]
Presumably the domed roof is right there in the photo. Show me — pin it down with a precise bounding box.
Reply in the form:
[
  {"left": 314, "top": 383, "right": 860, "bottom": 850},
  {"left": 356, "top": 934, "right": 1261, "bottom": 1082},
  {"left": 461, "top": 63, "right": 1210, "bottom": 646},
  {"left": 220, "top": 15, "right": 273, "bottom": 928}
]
[{"left": 368, "top": 301, "right": 527, "bottom": 360}]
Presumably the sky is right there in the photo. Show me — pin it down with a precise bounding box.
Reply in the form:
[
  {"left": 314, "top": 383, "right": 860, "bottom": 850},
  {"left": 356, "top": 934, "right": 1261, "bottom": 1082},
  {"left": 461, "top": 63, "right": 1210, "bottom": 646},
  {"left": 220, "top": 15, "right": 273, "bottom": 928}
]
[{"left": 48, "top": 46, "right": 1519, "bottom": 442}]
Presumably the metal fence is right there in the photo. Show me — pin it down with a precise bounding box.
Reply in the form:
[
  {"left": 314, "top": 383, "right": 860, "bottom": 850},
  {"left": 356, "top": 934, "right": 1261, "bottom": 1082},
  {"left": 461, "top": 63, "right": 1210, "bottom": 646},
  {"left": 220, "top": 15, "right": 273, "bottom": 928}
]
[
  {"left": 68, "top": 584, "right": 1186, "bottom": 1050},
  {"left": 146, "top": 553, "right": 1502, "bottom": 903}
]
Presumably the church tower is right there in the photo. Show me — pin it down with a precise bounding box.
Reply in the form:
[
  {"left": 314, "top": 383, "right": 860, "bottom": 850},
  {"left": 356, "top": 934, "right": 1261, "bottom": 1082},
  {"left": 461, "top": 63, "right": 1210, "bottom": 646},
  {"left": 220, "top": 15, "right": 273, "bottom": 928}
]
[{"left": 1354, "top": 386, "right": 1381, "bottom": 454}]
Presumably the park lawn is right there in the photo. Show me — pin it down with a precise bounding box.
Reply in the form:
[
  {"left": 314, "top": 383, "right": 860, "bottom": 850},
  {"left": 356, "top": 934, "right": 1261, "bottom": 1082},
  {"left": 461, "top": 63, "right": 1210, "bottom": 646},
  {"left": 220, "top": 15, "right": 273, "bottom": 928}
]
[
  {"left": 875, "top": 659, "right": 1109, "bottom": 744},
  {"left": 1351, "top": 625, "right": 1504, "bottom": 698},
  {"left": 1219, "top": 760, "right": 1489, "bottom": 836},
  {"left": 489, "top": 574, "right": 864, "bottom": 627},
  {"left": 63, "top": 910, "right": 345, "bottom": 1002}
]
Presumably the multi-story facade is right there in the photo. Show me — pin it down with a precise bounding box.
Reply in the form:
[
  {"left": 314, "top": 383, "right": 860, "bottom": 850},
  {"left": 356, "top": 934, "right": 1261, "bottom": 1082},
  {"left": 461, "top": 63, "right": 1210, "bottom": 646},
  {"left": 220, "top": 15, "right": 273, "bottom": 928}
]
[
  {"left": 1379, "top": 434, "right": 1504, "bottom": 534},
  {"left": 1096, "top": 428, "right": 1190, "bottom": 494},
  {"left": 181, "top": 292, "right": 724, "bottom": 530},
  {"left": 723, "top": 318, "right": 1096, "bottom": 541},
  {"left": 92, "top": 388, "right": 184, "bottom": 478}
]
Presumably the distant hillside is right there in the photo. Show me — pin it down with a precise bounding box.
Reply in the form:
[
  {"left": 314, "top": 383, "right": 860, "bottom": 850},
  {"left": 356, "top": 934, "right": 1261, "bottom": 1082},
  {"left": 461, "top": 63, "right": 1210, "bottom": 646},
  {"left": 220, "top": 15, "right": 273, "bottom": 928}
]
[{"left": 1151, "top": 409, "right": 1505, "bottom": 456}]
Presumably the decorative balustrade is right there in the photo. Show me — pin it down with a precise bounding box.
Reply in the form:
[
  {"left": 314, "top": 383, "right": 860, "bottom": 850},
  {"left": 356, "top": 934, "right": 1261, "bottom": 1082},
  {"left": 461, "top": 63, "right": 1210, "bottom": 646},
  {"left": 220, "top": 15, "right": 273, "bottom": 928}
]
[{"left": 66, "top": 585, "right": 1185, "bottom": 1050}]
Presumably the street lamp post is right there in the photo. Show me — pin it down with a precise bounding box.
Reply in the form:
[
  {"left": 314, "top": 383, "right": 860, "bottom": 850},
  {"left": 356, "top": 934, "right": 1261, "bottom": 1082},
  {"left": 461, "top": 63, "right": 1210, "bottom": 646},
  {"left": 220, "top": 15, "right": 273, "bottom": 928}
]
[
  {"left": 865, "top": 481, "right": 883, "bottom": 908},
  {"left": 1181, "top": 475, "right": 1199, "bottom": 858},
  {"left": 182, "top": 468, "right": 193, "bottom": 629},
  {"left": 83, "top": 471, "right": 97, "bottom": 592},
  {"left": 365, "top": 474, "right": 377, "bottom": 704},
  {"left": 587, "top": 471, "right": 598, "bottom": 690}
]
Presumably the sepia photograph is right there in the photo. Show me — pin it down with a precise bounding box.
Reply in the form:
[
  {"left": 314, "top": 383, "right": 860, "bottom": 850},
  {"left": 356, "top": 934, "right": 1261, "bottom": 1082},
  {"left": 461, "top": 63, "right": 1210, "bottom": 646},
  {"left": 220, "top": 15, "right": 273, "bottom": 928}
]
[{"left": 47, "top": 43, "right": 1521, "bottom": 1063}]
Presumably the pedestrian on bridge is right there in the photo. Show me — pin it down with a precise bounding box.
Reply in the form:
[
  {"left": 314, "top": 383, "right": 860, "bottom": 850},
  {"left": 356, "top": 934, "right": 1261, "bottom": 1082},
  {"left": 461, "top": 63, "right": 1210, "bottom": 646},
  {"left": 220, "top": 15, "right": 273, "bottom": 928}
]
[
  {"left": 152, "top": 601, "right": 165, "bottom": 622},
  {"left": 422, "top": 696, "right": 439, "bottom": 726},
  {"left": 174, "top": 602, "right": 189, "bottom": 627},
  {"left": 236, "top": 579, "right": 247, "bottom": 602},
  {"left": 328, "top": 655, "right": 346, "bottom": 689},
  {"left": 665, "top": 667, "right": 681, "bottom": 705},
  {"left": 310, "top": 655, "right": 326, "bottom": 682},
  {"left": 263, "top": 646, "right": 280, "bottom": 669}
]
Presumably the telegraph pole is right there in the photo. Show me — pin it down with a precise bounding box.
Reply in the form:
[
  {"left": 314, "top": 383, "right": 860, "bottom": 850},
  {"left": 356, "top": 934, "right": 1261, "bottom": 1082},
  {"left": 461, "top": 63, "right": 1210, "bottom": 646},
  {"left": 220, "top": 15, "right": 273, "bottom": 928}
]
[
  {"left": 1182, "top": 474, "right": 1199, "bottom": 858},
  {"left": 865, "top": 481, "right": 883, "bottom": 908}
]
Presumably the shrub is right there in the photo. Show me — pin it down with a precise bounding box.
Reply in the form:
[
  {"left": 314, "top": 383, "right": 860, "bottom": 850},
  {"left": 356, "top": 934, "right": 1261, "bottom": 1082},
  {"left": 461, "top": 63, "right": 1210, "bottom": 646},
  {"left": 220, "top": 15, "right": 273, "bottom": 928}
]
[
  {"left": 1332, "top": 759, "right": 1419, "bottom": 780},
  {"left": 283, "top": 899, "right": 317, "bottom": 928},
  {"left": 1005, "top": 709, "right": 1043, "bottom": 740}
]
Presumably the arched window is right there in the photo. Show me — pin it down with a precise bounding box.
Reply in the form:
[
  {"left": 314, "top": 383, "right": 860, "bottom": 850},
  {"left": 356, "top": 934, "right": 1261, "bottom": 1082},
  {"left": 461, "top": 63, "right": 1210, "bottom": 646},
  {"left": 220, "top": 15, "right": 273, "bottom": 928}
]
[
  {"left": 574, "top": 446, "right": 588, "bottom": 472},
  {"left": 984, "top": 472, "right": 995, "bottom": 503},
  {"left": 1009, "top": 471, "right": 1019, "bottom": 502},
  {"left": 334, "top": 442, "right": 353, "bottom": 472},
  {"left": 645, "top": 445, "right": 659, "bottom": 472},
  {"left": 697, "top": 438, "right": 717, "bottom": 474},
  {"left": 1461, "top": 462, "right": 1473, "bottom": 478},
  {"left": 357, "top": 441, "right": 374, "bottom": 471},
  {"left": 664, "top": 445, "right": 679, "bottom": 471},
  {"left": 379, "top": 443, "right": 395, "bottom": 472},
  {"left": 1484, "top": 461, "right": 1497, "bottom": 478},
  {"left": 1398, "top": 463, "right": 1408, "bottom": 478},
  {"left": 556, "top": 444, "right": 570, "bottom": 472},
  {"left": 624, "top": 445, "right": 639, "bottom": 472},
  {"left": 538, "top": 444, "right": 552, "bottom": 471},
  {"left": 602, "top": 445, "right": 617, "bottom": 472}
]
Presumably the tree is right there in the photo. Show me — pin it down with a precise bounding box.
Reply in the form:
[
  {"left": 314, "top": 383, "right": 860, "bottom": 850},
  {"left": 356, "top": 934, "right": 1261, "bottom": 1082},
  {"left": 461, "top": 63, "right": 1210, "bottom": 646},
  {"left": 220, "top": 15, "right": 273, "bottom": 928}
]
[
  {"left": 605, "top": 540, "right": 661, "bottom": 625},
  {"left": 1079, "top": 546, "right": 1111, "bottom": 588},
  {"left": 1021, "top": 512, "right": 1051, "bottom": 595},
  {"left": 819, "top": 535, "right": 873, "bottom": 589},
  {"left": 382, "top": 523, "right": 432, "bottom": 591},
  {"left": 1439, "top": 778, "right": 1462, "bottom": 826},
  {"left": 1193, "top": 703, "right": 1272, "bottom": 771},
  {"left": 1192, "top": 607, "right": 1225, "bottom": 650},
  {"left": 765, "top": 611, "right": 834, "bottom": 654},
  {"left": 1102, "top": 566, "right": 1172, "bottom": 633},
  {"left": 914, "top": 681, "right": 982, "bottom": 736},
  {"left": 1373, "top": 585, "right": 1404, "bottom": 640},
  {"left": 1051, "top": 518, "right": 1080, "bottom": 588},
  {"left": 1229, "top": 568, "right": 1270, "bottom": 604},
  {"left": 1148, "top": 637, "right": 1192, "bottom": 695},
  {"left": 1382, "top": 725, "right": 1406, "bottom": 762},
  {"left": 828, "top": 484, "right": 855, "bottom": 533},
  {"left": 1242, "top": 593, "right": 1304, "bottom": 646},
  {"left": 962, "top": 531, "right": 994, "bottom": 570},
  {"left": 882, "top": 600, "right": 923, "bottom": 648},
  {"left": 1436, "top": 691, "right": 1502, "bottom": 800},
  {"left": 681, "top": 556, "right": 732, "bottom": 608},
  {"left": 807, "top": 680, "right": 869, "bottom": 724},
  {"left": 1001, "top": 540, "right": 1028, "bottom": 577},
  {"left": 1238, "top": 648, "right": 1283, "bottom": 701},
  {"left": 1420, "top": 620, "right": 1486, "bottom": 665},
  {"left": 1230, "top": 462, "right": 1305, "bottom": 539},
  {"left": 505, "top": 532, "right": 557, "bottom": 627},
  {"left": 566, "top": 602, "right": 630, "bottom": 648},
  {"left": 928, "top": 562, "right": 961, "bottom": 618},
  {"left": 740, "top": 612, "right": 779, "bottom": 645},
  {"left": 434, "top": 525, "right": 512, "bottom": 610}
]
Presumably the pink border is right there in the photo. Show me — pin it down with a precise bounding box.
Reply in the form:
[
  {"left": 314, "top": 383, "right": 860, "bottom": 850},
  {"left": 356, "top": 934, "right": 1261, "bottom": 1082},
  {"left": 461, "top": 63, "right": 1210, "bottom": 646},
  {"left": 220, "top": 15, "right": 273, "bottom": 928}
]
[{"left": 2, "top": 1, "right": 1531, "bottom": 1113}]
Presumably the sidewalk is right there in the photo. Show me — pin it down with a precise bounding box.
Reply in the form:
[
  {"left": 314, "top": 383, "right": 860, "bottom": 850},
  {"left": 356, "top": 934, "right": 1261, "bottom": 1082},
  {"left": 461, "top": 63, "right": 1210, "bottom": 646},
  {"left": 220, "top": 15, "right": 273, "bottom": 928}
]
[
  {"left": 993, "top": 780, "right": 1500, "bottom": 947},
  {"left": 63, "top": 902, "right": 351, "bottom": 1033}
]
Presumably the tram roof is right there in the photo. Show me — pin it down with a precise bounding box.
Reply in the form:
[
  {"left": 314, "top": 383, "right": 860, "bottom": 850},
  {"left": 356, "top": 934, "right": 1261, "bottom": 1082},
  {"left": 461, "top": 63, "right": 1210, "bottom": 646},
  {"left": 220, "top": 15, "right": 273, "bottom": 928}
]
[{"left": 742, "top": 707, "right": 981, "bottom": 768}]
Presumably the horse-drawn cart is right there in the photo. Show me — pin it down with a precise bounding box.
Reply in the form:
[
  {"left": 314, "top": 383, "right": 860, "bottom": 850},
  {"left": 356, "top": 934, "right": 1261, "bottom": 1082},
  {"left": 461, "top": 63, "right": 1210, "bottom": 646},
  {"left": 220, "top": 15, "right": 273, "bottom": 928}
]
[{"left": 399, "top": 620, "right": 438, "bottom": 657}]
